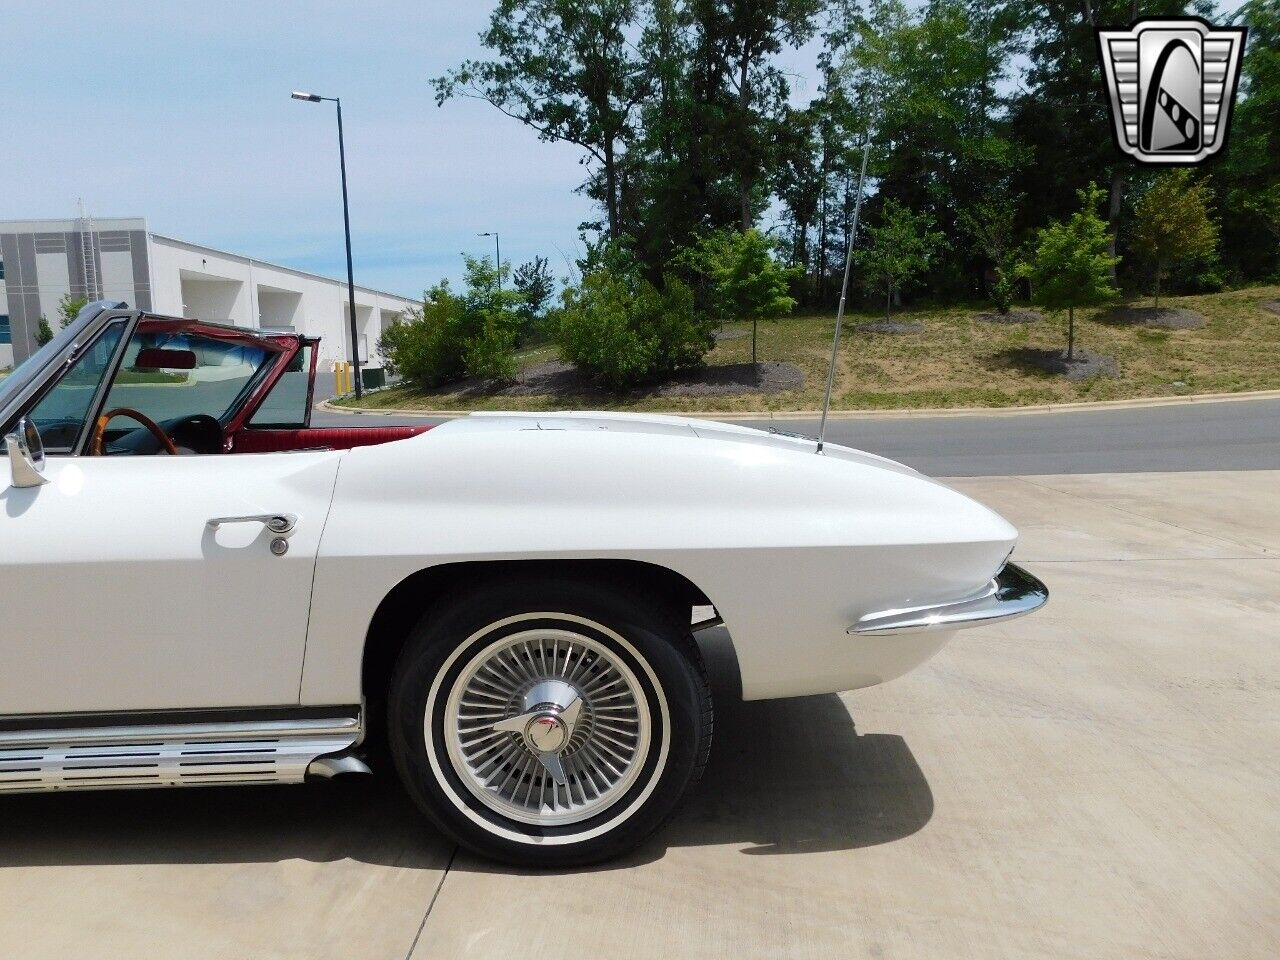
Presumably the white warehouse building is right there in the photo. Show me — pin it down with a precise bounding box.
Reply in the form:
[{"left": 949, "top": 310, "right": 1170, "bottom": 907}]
[{"left": 0, "top": 217, "right": 419, "bottom": 377}]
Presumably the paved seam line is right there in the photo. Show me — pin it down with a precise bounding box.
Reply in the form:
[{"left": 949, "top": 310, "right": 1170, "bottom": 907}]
[
  {"left": 1022, "top": 556, "right": 1280, "bottom": 563},
  {"left": 1010, "top": 475, "right": 1275, "bottom": 556},
  {"left": 403, "top": 844, "right": 458, "bottom": 960}
]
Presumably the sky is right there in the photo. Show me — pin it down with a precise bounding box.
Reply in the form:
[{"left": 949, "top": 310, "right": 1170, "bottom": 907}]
[
  {"left": 4, "top": 2, "right": 607, "bottom": 297},
  {"left": 4, "top": 2, "right": 1247, "bottom": 298}
]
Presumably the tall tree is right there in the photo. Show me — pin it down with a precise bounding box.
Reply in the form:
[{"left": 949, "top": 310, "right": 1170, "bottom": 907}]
[
  {"left": 837, "top": 0, "right": 1026, "bottom": 298},
  {"left": 434, "top": 0, "right": 644, "bottom": 237},
  {"left": 1221, "top": 0, "right": 1280, "bottom": 278},
  {"left": 689, "top": 0, "right": 823, "bottom": 230},
  {"left": 1132, "top": 170, "right": 1218, "bottom": 308},
  {"left": 1010, "top": 0, "right": 1213, "bottom": 279}
]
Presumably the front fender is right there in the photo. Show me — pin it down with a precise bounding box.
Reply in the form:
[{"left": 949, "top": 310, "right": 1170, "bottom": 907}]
[{"left": 300, "top": 422, "right": 1016, "bottom": 703}]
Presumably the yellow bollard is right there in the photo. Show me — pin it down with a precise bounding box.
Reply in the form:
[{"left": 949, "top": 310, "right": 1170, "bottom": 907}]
[{"left": 335, "top": 362, "right": 353, "bottom": 396}]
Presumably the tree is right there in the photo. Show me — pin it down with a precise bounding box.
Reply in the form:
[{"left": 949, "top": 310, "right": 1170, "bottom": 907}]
[
  {"left": 35, "top": 295, "right": 87, "bottom": 346},
  {"left": 59, "top": 294, "right": 88, "bottom": 327},
  {"left": 1239, "top": 183, "right": 1280, "bottom": 276},
  {"left": 836, "top": 0, "right": 1027, "bottom": 298},
  {"left": 857, "top": 201, "right": 945, "bottom": 320},
  {"left": 1221, "top": 0, "right": 1280, "bottom": 279},
  {"left": 1131, "top": 170, "right": 1218, "bottom": 308},
  {"left": 434, "top": 0, "right": 644, "bottom": 237},
  {"left": 677, "top": 228, "right": 798, "bottom": 365},
  {"left": 688, "top": 0, "right": 822, "bottom": 230},
  {"left": 513, "top": 256, "right": 556, "bottom": 340},
  {"left": 1021, "top": 183, "right": 1119, "bottom": 362},
  {"left": 959, "top": 194, "right": 1021, "bottom": 313},
  {"left": 1010, "top": 0, "right": 1215, "bottom": 280}
]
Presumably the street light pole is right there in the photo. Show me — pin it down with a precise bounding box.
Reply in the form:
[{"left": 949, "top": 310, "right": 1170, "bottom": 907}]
[
  {"left": 293, "top": 90, "right": 362, "bottom": 398},
  {"left": 479, "top": 232, "right": 501, "bottom": 291}
]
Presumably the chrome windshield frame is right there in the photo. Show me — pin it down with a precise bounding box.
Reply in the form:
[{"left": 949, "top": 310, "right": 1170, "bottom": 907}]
[{"left": 0, "top": 302, "right": 136, "bottom": 441}]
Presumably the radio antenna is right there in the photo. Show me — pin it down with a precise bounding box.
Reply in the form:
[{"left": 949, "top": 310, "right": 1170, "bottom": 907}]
[{"left": 817, "top": 138, "right": 871, "bottom": 454}]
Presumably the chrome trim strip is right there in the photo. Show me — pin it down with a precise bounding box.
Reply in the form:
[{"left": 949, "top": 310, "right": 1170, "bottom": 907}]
[
  {"left": 0, "top": 716, "right": 359, "bottom": 747},
  {"left": 0, "top": 704, "right": 361, "bottom": 732},
  {"left": 849, "top": 562, "right": 1048, "bottom": 636},
  {"left": 0, "top": 715, "right": 361, "bottom": 794}
]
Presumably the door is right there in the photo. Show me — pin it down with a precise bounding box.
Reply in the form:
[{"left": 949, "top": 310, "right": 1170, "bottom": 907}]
[{"left": 0, "top": 450, "right": 342, "bottom": 715}]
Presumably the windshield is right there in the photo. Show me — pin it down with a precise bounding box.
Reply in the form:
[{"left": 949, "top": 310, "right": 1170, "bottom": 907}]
[
  {"left": 0, "top": 301, "right": 121, "bottom": 414},
  {"left": 102, "top": 331, "right": 276, "bottom": 425}
]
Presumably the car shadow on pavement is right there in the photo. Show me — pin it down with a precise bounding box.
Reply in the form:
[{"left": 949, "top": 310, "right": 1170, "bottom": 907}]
[
  {"left": 657, "top": 628, "right": 934, "bottom": 856},
  {"left": 0, "top": 773, "right": 438, "bottom": 870},
  {"left": 0, "top": 631, "right": 931, "bottom": 872},
  {"left": 458, "top": 629, "right": 935, "bottom": 875}
]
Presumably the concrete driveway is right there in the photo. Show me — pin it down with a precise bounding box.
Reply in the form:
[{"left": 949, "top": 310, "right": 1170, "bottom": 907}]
[{"left": 2, "top": 471, "right": 1276, "bottom": 959}]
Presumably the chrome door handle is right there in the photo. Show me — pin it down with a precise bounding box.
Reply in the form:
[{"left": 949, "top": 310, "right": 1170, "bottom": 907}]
[{"left": 207, "top": 513, "right": 298, "bottom": 534}]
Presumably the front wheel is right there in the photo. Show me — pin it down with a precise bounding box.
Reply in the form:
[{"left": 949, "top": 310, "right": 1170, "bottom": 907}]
[{"left": 388, "top": 577, "right": 712, "bottom": 867}]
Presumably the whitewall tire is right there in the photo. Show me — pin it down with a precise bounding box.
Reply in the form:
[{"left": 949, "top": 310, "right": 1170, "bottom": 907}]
[{"left": 388, "top": 576, "right": 712, "bottom": 867}]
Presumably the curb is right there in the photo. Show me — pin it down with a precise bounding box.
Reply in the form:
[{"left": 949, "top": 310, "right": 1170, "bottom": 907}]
[{"left": 316, "top": 387, "right": 1280, "bottom": 422}]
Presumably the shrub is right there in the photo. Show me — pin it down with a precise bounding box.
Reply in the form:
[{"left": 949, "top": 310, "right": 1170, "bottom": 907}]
[
  {"left": 379, "top": 282, "right": 468, "bottom": 387},
  {"left": 379, "top": 256, "right": 523, "bottom": 388},
  {"left": 556, "top": 265, "right": 712, "bottom": 389},
  {"left": 463, "top": 318, "right": 520, "bottom": 380},
  {"left": 990, "top": 266, "right": 1015, "bottom": 315}
]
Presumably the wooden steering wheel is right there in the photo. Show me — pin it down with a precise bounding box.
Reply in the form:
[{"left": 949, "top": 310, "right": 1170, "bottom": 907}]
[{"left": 90, "top": 408, "right": 178, "bottom": 456}]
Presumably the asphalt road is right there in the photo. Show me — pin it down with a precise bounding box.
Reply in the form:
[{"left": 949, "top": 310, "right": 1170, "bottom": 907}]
[{"left": 314, "top": 396, "right": 1280, "bottom": 476}]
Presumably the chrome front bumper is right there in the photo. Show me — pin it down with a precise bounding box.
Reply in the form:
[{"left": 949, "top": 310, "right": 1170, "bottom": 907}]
[{"left": 849, "top": 562, "right": 1048, "bottom": 636}]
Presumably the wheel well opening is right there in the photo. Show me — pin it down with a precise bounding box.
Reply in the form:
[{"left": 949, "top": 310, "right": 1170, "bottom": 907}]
[{"left": 359, "top": 559, "right": 714, "bottom": 758}]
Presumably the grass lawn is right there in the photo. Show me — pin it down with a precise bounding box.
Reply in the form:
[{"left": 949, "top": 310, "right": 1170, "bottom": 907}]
[{"left": 340, "top": 285, "right": 1280, "bottom": 413}]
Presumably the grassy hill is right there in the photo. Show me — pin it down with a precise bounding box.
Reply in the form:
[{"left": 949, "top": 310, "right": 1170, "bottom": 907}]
[{"left": 340, "top": 285, "right": 1280, "bottom": 413}]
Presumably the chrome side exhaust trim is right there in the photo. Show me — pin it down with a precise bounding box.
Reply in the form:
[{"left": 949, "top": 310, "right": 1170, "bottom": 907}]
[
  {"left": 306, "top": 753, "right": 372, "bottom": 779},
  {"left": 0, "top": 714, "right": 362, "bottom": 794}
]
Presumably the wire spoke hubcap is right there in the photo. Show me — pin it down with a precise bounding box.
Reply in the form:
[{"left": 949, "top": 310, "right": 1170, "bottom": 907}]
[{"left": 444, "top": 628, "right": 651, "bottom": 826}]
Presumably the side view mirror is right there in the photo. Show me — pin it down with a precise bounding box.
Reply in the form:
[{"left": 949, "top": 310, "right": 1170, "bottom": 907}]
[{"left": 5, "top": 417, "right": 49, "bottom": 488}]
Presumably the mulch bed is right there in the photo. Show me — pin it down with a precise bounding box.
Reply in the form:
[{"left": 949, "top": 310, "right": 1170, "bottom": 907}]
[
  {"left": 451, "top": 359, "right": 804, "bottom": 399},
  {"left": 976, "top": 309, "right": 1042, "bottom": 324},
  {"left": 1105, "top": 306, "right": 1206, "bottom": 329},
  {"left": 652, "top": 361, "right": 804, "bottom": 397},
  {"left": 855, "top": 321, "right": 924, "bottom": 334},
  {"left": 1005, "top": 348, "right": 1118, "bottom": 380},
  {"left": 489, "top": 360, "right": 582, "bottom": 396}
]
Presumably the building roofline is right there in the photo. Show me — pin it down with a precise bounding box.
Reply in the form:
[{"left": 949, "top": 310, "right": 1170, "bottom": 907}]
[
  {"left": 0, "top": 216, "right": 147, "bottom": 231},
  {"left": 148, "top": 232, "right": 420, "bottom": 305}
]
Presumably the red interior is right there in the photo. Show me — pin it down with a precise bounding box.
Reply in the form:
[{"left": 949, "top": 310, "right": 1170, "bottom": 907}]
[{"left": 232, "top": 425, "right": 432, "bottom": 453}]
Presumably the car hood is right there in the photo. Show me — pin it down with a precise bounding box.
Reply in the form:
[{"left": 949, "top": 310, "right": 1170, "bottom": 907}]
[{"left": 439, "top": 410, "right": 920, "bottom": 477}]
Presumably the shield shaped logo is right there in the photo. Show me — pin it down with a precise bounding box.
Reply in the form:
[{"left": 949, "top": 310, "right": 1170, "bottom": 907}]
[{"left": 1097, "top": 17, "right": 1247, "bottom": 165}]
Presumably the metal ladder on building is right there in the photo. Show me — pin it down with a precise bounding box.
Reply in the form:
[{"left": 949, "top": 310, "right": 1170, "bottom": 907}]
[{"left": 77, "top": 198, "right": 101, "bottom": 301}]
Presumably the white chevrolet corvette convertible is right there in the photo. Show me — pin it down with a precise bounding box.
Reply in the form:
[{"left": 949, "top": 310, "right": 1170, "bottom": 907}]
[{"left": 0, "top": 302, "right": 1046, "bottom": 865}]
